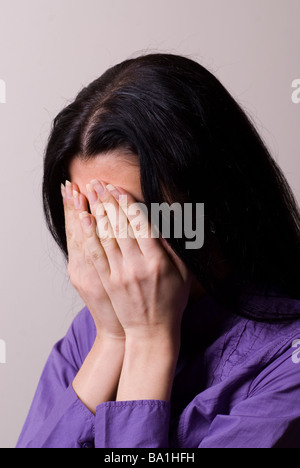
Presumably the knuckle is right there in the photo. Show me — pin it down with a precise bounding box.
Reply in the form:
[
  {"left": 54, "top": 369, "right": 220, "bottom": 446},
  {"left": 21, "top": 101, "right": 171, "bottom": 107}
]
[
  {"left": 99, "top": 230, "right": 113, "bottom": 244},
  {"left": 85, "top": 254, "right": 94, "bottom": 266},
  {"left": 148, "top": 256, "right": 166, "bottom": 275},
  {"left": 110, "top": 269, "right": 122, "bottom": 286},
  {"left": 72, "top": 240, "right": 81, "bottom": 251},
  {"left": 116, "top": 224, "right": 128, "bottom": 239},
  {"left": 101, "top": 238, "right": 116, "bottom": 253},
  {"left": 149, "top": 259, "right": 160, "bottom": 273},
  {"left": 91, "top": 249, "right": 103, "bottom": 262},
  {"left": 66, "top": 227, "right": 73, "bottom": 240},
  {"left": 85, "top": 245, "right": 104, "bottom": 265},
  {"left": 123, "top": 267, "right": 140, "bottom": 285}
]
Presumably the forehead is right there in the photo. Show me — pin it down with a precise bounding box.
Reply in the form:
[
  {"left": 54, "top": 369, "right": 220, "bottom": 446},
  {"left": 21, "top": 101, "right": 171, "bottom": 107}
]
[{"left": 68, "top": 150, "right": 142, "bottom": 199}]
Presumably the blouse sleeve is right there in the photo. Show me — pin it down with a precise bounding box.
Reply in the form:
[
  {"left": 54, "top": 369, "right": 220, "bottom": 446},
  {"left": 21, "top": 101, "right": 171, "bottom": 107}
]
[
  {"left": 16, "top": 308, "right": 171, "bottom": 448},
  {"left": 16, "top": 309, "right": 96, "bottom": 448},
  {"left": 95, "top": 400, "right": 171, "bottom": 448},
  {"left": 198, "top": 343, "right": 300, "bottom": 448}
]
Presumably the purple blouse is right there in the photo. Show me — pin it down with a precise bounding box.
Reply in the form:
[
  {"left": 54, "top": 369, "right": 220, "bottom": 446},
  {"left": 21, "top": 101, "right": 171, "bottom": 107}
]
[{"left": 17, "top": 284, "right": 300, "bottom": 448}]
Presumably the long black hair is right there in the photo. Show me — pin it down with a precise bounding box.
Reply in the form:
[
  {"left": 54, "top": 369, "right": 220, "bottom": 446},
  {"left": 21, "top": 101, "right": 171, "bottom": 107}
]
[{"left": 43, "top": 53, "right": 300, "bottom": 320}]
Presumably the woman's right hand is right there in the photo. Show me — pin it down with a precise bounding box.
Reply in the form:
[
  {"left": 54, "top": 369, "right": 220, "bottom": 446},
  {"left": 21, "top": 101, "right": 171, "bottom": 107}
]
[{"left": 61, "top": 180, "right": 125, "bottom": 342}]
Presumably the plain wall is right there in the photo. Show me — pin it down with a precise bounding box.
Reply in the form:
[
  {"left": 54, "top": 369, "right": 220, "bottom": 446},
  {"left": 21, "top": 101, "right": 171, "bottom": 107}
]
[{"left": 0, "top": 0, "right": 299, "bottom": 448}]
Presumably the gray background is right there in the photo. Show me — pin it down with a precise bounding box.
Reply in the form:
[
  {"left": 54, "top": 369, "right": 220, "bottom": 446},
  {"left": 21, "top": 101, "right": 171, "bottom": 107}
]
[{"left": 0, "top": 0, "right": 299, "bottom": 448}]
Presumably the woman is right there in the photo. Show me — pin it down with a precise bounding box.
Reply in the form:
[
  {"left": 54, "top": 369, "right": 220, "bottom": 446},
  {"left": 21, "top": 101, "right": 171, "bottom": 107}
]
[{"left": 17, "top": 54, "right": 300, "bottom": 448}]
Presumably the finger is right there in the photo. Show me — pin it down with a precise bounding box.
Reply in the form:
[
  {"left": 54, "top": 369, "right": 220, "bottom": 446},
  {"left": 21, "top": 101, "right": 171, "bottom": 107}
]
[
  {"left": 79, "top": 210, "right": 111, "bottom": 277},
  {"left": 111, "top": 186, "right": 165, "bottom": 258},
  {"left": 110, "top": 186, "right": 191, "bottom": 281},
  {"left": 61, "top": 182, "right": 87, "bottom": 283},
  {"left": 91, "top": 181, "right": 142, "bottom": 259},
  {"left": 61, "top": 180, "right": 82, "bottom": 252},
  {"left": 85, "top": 181, "right": 127, "bottom": 268},
  {"left": 73, "top": 186, "right": 89, "bottom": 213},
  {"left": 72, "top": 188, "right": 112, "bottom": 291}
]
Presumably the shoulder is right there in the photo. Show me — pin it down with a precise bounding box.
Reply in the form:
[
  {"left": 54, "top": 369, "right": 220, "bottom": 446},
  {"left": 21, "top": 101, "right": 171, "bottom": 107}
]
[
  {"left": 245, "top": 312, "right": 300, "bottom": 405},
  {"left": 226, "top": 295, "right": 300, "bottom": 385},
  {"left": 241, "top": 289, "right": 300, "bottom": 348},
  {"left": 238, "top": 282, "right": 300, "bottom": 322},
  {"left": 207, "top": 289, "right": 300, "bottom": 384},
  {"left": 237, "top": 287, "right": 300, "bottom": 360}
]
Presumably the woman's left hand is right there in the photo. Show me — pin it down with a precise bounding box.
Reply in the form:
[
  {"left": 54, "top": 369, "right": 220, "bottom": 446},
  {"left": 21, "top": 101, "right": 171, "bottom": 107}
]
[{"left": 80, "top": 179, "right": 192, "bottom": 350}]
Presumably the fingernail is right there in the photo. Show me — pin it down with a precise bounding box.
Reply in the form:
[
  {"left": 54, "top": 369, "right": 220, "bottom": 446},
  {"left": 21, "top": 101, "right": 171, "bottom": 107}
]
[
  {"left": 61, "top": 183, "right": 66, "bottom": 198},
  {"left": 106, "top": 184, "right": 120, "bottom": 199},
  {"left": 73, "top": 190, "right": 80, "bottom": 209},
  {"left": 90, "top": 179, "right": 106, "bottom": 195},
  {"left": 79, "top": 211, "right": 92, "bottom": 228},
  {"left": 65, "top": 180, "right": 72, "bottom": 199},
  {"left": 86, "top": 183, "right": 98, "bottom": 203}
]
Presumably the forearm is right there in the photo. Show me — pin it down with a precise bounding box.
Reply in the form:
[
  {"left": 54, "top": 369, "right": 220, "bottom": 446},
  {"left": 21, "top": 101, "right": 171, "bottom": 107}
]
[
  {"left": 116, "top": 331, "right": 180, "bottom": 402},
  {"left": 72, "top": 335, "right": 125, "bottom": 414}
]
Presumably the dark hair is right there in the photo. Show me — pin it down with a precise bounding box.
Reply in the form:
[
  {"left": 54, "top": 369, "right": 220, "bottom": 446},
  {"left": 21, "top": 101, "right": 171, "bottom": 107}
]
[{"left": 43, "top": 53, "right": 300, "bottom": 320}]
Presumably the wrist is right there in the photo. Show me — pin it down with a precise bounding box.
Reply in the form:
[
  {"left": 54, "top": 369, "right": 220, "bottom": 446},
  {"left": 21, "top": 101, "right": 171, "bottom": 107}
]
[
  {"left": 72, "top": 334, "right": 125, "bottom": 414},
  {"left": 91, "top": 333, "right": 126, "bottom": 364},
  {"left": 124, "top": 324, "right": 181, "bottom": 351},
  {"left": 116, "top": 330, "right": 180, "bottom": 403},
  {"left": 125, "top": 332, "right": 180, "bottom": 363},
  {"left": 96, "top": 329, "right": 126, "bottom": 345}
]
